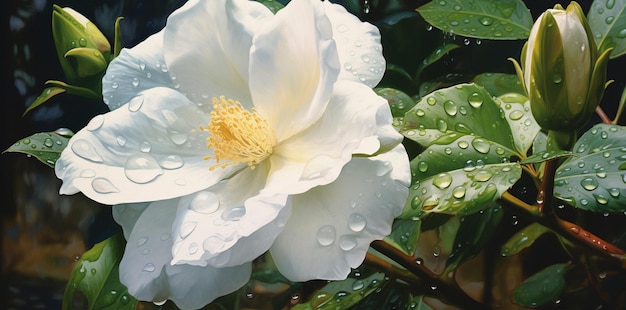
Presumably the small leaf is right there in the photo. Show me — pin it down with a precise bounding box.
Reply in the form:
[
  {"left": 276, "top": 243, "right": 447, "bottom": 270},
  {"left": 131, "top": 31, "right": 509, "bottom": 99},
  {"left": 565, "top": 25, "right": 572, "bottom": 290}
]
[
  {"left": 376, "top": 88, "right": 416, "bottom": 118},
  {"left": 417, "top": 0, "right": 533, "bottom": 40},
  {"left": 512, "top": 263, "right": 569, "bottom": 308},
  {"left": 402, "top": 83, "right": 520, "bottom": 156},
  {"left": 293, "top": 272, "right": 387, "bottom": 310},
  {"left": 113, "top": 16, "right": 124, "bottom": 58},
  {"left": 472, "top": 73, "right": 525, "bottom": 97},
  {"left": 384, "top": 218, "right": 422, "bottom": 256},
  {"left": 587, "top": 0, "right": 626, "bottom": 58},
  {"left": 554, "top": 124, "right": 626, "bottom": 213},
  {"left": 23, "top": 87, "right": 66, "bottom": 116},
  {"left": 415, "top": 43, "right": 460, "bottom": 81},
  {"left": 498, "top": 92, "right": 540, "bottom": 155},
  {"left": 63, "top": 233, "right": 137, "bottom": 310},
  {"left": 500, "top": 222, "right": 552, "bottom": 257},
  {"left": 45, "top": 80, "right": 101, "bottom": 99},
  {"left": 446, "top": 203, "right": 503, "bottom": 271},
  {"left": 255, "top": 0, "right": 285, "bottom": 14},
  {"left": 3, "top": 132, "right": 70, "bottom": 168}
]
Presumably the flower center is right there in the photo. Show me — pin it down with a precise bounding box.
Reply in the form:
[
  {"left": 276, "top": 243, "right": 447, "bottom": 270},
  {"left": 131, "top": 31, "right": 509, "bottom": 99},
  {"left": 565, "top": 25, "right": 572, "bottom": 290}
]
[{"left": 200, "top": 96, "right": 276, "bottom": 170}]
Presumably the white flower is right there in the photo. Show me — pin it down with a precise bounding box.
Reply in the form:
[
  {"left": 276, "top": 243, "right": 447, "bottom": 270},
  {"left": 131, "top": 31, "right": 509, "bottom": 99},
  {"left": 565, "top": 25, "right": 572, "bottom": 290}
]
[{"left": 54, "top": 0, "right": 410, "bottom": 308}]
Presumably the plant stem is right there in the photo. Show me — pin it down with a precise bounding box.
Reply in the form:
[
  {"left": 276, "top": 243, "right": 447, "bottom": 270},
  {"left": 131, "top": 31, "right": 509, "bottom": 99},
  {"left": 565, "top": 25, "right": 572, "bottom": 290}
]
[
  {"left": 370, "top": 240, "right": 490, "bottom": 310},
  {"left": 595, "top": 106, "right": 612, "bottom": 124}
]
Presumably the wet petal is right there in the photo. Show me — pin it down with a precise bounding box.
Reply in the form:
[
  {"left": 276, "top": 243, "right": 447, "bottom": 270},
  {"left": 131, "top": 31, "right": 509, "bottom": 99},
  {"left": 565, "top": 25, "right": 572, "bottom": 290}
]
[
  {"left": 249, "top": 0, "right": 340, "bottom": 141},
  {"left": 323, "top": 1, "right": 385, "bottom": 87},
  {"left": 171, "top": 162, "right": 290, "bottom": 268},
  {"left": 117, "top": 199, "right": 251, "bottom": 309},
  {"left": 270, "top": 146, "right": 410, "bottom": 281},
  {"left": 265, "top": 80, "right": 400, "bottom": 195},
  {"left": 55, "top": 87, "right": 240, "bottom": 205},
  {"left": 102, "top": 31, "right": 174, "bottom": 111},
  {"left": 164, "top": 0, "right": 272, "bottom": 107}
]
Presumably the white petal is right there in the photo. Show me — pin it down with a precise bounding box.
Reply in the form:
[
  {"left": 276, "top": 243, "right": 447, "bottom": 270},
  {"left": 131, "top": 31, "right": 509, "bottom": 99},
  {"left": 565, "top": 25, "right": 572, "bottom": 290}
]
[
  {"left": 55, "top": 87, "right": 240, "bottom": 205},
  {"left": 323, "top": 0, "right": 385, "bottom": 87},
  {"left": 171, "top": 162, "right": 290, "bottom": 268},
  {"left": 264, "top": 80, "right": 400, "bottom": 196},
  {"left": 102, "top": 31, "right": 174, "bottom": 111},
  {"left": 249, "top": 0, "right": 340, "bottom": 141},
  {"left": 112, "top": 203, "right": 149, "bottom": 240},
  {"left": 118, "top": 199, "right": 251, "bottom": 309},
  {"left": 269, "top": 146, "right": 409, "bottom": 281},
  {"left": 163, "top": 0, "right": 272, "bottom": 106}
]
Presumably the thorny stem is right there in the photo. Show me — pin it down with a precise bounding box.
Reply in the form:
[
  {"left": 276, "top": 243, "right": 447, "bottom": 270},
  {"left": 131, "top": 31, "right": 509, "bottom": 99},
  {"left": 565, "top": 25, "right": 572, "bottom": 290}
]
[{"left": 370, "top": 240, "right": 490, "bottom": 310}]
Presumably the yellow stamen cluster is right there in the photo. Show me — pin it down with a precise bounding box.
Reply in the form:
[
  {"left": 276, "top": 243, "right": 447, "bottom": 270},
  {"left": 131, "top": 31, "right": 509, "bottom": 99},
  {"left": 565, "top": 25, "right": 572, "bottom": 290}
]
[{"left": 200, "top": 96, "right": 276, "bottom": 170}]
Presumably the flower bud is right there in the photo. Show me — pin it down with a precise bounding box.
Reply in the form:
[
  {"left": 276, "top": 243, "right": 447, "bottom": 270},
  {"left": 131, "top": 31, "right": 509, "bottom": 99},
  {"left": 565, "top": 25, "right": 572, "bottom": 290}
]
[
  {"left": 510, "top": 1, "right": 612, "bottom": 131},
  {"left": 52, "top": 5, "right": 111, "bottom": 81}
]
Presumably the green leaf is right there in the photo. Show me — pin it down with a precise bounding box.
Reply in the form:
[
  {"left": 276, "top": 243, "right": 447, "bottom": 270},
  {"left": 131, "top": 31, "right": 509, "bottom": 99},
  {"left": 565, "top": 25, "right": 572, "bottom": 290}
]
[
  {"left": 414, "top": 43, "right": 460, "bottom": 81},
  {"left": 401, "top": 83, "right": 520, "bottom": 156},
  {"left": 471, "top": 73, "right": 525, "bottom": 97},
  {"left": 587, "top": 0, "right": 626, "bottom": 58},
  {"left": 445, "top": 203, "right": 503, "bottom": 272},
  {"left": 23, "top": 87, "right": 66, "bottom": 116},
  {"left": 402, "top": 161, "right": 520, "bottom": 216},
  {"left": 255, "top": 0, "right": 284, "bottom": 14},
  {"left": 554, "top": 124, "right": 626, "bottom": 213},
  {"left": 293, "top": 272, "right": 387, "bottom": 310},
  {"left": 3, "top": 132, "right": 71, "bottom": 168},
  {"left": 113, "top": 17, "right": 124, "bottom": 58},
  {"left": 63, "top": 233, "right": 137, "bottom": 310},
  {"left": 384, "top": 219, "right": 422, "bottom": 256},
  {"left": 500, "top": 222, "right": 552, "bottom": 257},
  {"left": 512, "top": 263, "right": 569, "bottom": 308},
  {"left": 498, "top": 92, "right": 540, "bottom": 155},
  {"left": 45, "top": 80, "right": 102, "bottom": 99},
  {"left": 417, "top": 0, "right": 532, "bottom": 40},
  {"left": 376, "top": 88, "right": 417, "bottom": 118}
]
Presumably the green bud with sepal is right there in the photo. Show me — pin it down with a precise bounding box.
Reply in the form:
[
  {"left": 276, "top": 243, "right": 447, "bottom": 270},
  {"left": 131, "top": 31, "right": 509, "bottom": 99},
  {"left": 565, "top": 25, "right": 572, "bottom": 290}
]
[
  {"left": 509, "top": 2, "right": 613, "bottom": 133},
  {"left": 52, "top": 4, "right": 112, "bottom": 81}
]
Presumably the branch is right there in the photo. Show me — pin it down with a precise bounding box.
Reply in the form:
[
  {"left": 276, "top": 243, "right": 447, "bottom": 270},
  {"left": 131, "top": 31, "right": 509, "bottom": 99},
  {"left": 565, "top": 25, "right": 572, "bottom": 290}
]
[{"left": 370, "top": 240, "right": 490, "bottom": 310}]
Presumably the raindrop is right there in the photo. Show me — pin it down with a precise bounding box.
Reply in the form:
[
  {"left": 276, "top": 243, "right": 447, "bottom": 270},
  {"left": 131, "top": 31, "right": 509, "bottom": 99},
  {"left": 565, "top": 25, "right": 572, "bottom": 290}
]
[
  {"left": 352, "top": 280, "right": 365, "bottom": 291},
  {"left": 433, "top": 173, "right": 453, "bottom": 189},
  {"left": 71, "top": 139, "right": 104, "bottom": 162},
  {"left": 221, "top": 206, "right": 246, "bottom": 221},
  {"left": 86, "top": 115, "right": 105, "bottom": 131},
  {"left": 422, "top": 196, "right": 440, "bottom": 210},
  {"left": 452, "top": 186, "right": 466, "bottom": 199},
  {"left": 471, "top": 138, "right": 490, "bottom": 154},
  {"left": 189, "top": 191, "right": 220, "bottom": 214},
  {"left": 124, "top": 153, "right": 163, "bottom": 184},
  {"left": 179, "top": 221, "right": 197, "bottom": 239},
  {"left": 339, "top": 235, "right": 357, "bottom": 251},
  {"left": 116, "top": 135, "right": 127, "bottom": 147},
  {"left": 467, "top": 93, "right": 483, "bottom": 108},
  {"left": 317, "top": 225, "right": 336, "bottom": 246},
  {"left": 128, "top": 95, "right": 144, "bottom": 112},
  {"left": 92, "top": 178, "right": 120, "bottom": 194},
  {"left": 509, "top": 110, "right": 524, "bottom": 120},
  {"left": 348, "top": 213, "right": 367, "bottom": 232},
  {"left": 142, "top": 263, "right": 156, "bottom": 272},
  {"left": 426, "top": 97, "right": 437, "bottom": 105},
  {"left": 159, "top": 155, "right": 184, "bottom": 170},
  {"left": 417, "top": 161, "right": 429, "bottom": 172},
  {"left": 443, "top": 100, "right": 457, "bottom": 116},
  {"left": 580, "top": 177, "right": 599, "bottom": 191},
  {"left": 137, "top": 237, "right": 148, "bottom": 247},
  {"left": 479, "top": 17, "right": 493, "bottom": 26},
  {"left": 474, "top": 170, "right": 493, "bottom": 182},
  {"left": 140, "top": 141, "right": 152, "bottom": 152}
]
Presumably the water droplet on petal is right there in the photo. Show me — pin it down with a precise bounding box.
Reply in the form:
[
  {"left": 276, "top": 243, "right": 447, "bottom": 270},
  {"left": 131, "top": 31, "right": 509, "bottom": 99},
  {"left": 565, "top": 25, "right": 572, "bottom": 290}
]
[
  {"left": 159, "top": 155, "right": 184, "bottom": 170},
  {"left": 317, "top": 225, "right": 336, "bottom": 246},
  {"left": 339, "top": 235, "right": 357, "bottom": 251},
  {"left": 221, "top": 205, "right": 246, "bottom": 221},
  {"left": 189, "top": 191, "right": 220, "bottom": 214},
  {"left": 128, "top": 95, "right": 144, "bottom": 112},
  {"left": 137, "top": 236, "right": 148, "bottom": 247},
  {"left": 179, "top": 222, "right": 197, "bottom": 239},
  {"left": 86, "top": 115, "right": 105, "bottom": 131},
  {"left": 124, "top": 153, "right": 163, "bottom": 184},
  {"left": 92, "top": 177, "right": 120, "bottom": 194},
  {"left": 348, "top": 213, "right": 367, "bottom": 232},
  {"left": 142, "top": 263, "right": 156, "bottom": 272},
  {"left": 71, "top": 139, "right": 104, "bottom": 162}
]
